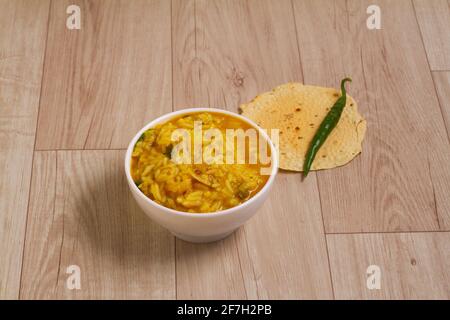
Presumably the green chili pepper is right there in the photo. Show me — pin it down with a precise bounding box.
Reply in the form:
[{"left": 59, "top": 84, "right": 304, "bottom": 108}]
[{"left": 303, "top": 77, "right": 352, "bottom": 177}]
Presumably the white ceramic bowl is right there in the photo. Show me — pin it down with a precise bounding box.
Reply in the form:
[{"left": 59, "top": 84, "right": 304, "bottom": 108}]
[{"left": 125, "top": 108, "right": 278, "bottom": 243}]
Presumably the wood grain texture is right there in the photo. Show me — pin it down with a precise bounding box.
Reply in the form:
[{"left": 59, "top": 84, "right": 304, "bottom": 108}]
[
  {"left": 35, "top": 0, "right": 172, "bottom": 150},
  {"left": 327, "top": 232, "right": 450, "bottom": 299},
  {"left": 293, "top": 0, "right": 450, "bottom": 232},
  {"left": 414, "top": 0, "right": 450, "bottom": 70},
  {"left": 243, "top": 174, "right": 333, "bottom": 299},
  {"left": 0, "top": 0, "right": 49, "bottom": 299},
  {"left": 430, "top": 71, "right": 450, "bottom": 229},
  {"left": 432, "top": 72, "right": 450, "bottom": 143},
  {"left": 172, "top": 0, "right": 303, "bottom": 110},
  {"left": 176, "top": 236, "right": 247, "bottom": 299},
  {"left": 173, "top": 0, "right": 332, "bottom": 299},
  {"left": 176, "top": 176, "right": 334, "bottom": 299},
  {"left": 1, "top": 0, "right": 448, "bottom": 300},
  {"left": 20, "top": 151, "right": 175, "bottom": 299}
]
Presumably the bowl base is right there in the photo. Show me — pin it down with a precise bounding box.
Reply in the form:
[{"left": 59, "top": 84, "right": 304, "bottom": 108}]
[{"left": 171, "top": 230, "right": 236, "bottom": 243}]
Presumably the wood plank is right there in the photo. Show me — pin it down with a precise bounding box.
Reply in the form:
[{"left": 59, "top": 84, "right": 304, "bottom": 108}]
[
  {"left": 176, "top": 236, "right": 247, "bottom": 299},
  {"left": 293, "top": 0, "right": 450, "bottom": 232},
  {"left": 0, "top": 0, "right": 49, "bottom": 299},
  {"left": 327, "top": 232, "right": 450, "bottom": 299},
  {"left": 20, "top": 151, "right": 175, "bottom": 299},
  {"left": 432, "top": 72, "right": 450, "bottom": 144},
  {"left": 431, "top": 71, "right": 450, "bottom": 229},
  {"left": 413, "top": 0, "right": 450, "bottom": 70},
  {"left": 173, "top": 0, "right": 333, "bottom": 299},
  {"left": 35, "top": 0, "right": 172, "bottom": 150},
  {"left": 244, "top": 174, "right": 333, "bottom": 299},
  {"left": 172, "top": 0, "right": 249, "bottom": 299},
  {"left": 172, "top": 0, "right": 303, "bottom": 110}
]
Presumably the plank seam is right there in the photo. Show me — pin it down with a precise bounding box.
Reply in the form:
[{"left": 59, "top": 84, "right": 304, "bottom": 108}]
[
  {"left": 429, "top": 73, "right": 450, "bottom": 143},
  {"left": 54, "top": 151, "right": 64, "bottom": 295},
  {"left": 18, "top": 0, "right": 53, "bottom": 300},
  {"left": 412, "top": 0, "right": 450, "bottom": 232},
  {"left": 411, "top": 0, "right": 450, "bottom": 143},
  {"left": 243, "top": 225, "right": 259, "bottom": 299},
  {"left": 326, "top": 230, "right": 450, "bottom": 235},
  {"left": 194, "top": 0, "right": 197, "bottom": 58},
  {"left": 233, "top": 232, "right": 248, "bottom": 300},
  {"left": 174, "top": 239, "right": 177, "bottom": 300},
  {"left": 35, "top": 148, "right": 127, "bottom": 151},
  {"left": 292, "top": 0, "right": 334, "bottom": 299},
  {"left": 316, "top": 175, "right": 336, "bottom": 300},
  {"left": 427, "top": 153, "right": 441, "bottom": 229},
  {"left": 290, "top": 0, "right": 305, "bottom": 82}
]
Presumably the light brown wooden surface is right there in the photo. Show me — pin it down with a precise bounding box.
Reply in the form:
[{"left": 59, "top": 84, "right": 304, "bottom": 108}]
[
  {"left": 35, "top": 0, "right": 172, "bottom": 150},
  {"left": 20, "top": 151, "right": 175, "bottom": 299},
  {"left": 0, "top": 0, "right": 50, "bottom": 299},
  {"left": 414, "top": 0, "right": 450, "bottom": 71},
  {"left": 327, "top": 232, "right": 450, "bottom": 299},
  {"left": 0, "top": 0, "right": 449, "bottom": 300},
  {"left": 430, "top": 71, "right": 450, "bottom": 229},
  {"left": 172, "top": 0, "right": 332, "bottom": 299},
  {"left": 432, "top": 72, "right": 450, "bottom": 141},
  {"left": 293, "top": 0, "right": 450, "bottom": 233},
  {"left": 242, "top": 174, "right": 333, "bottom": 299}
]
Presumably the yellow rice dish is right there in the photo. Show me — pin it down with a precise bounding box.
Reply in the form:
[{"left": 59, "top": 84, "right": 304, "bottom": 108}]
[{"left": 131, "top": 112, "right": 269, "bottom": 213}]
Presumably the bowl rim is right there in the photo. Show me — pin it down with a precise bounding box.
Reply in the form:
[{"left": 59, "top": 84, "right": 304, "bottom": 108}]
[{"left": 124, "top": 107, "right": 278, "bottom": 218}]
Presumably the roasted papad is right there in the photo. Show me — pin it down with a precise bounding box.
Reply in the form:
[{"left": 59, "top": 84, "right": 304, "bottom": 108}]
[{"left": 240, "top": 83, "right": 366, "bottom": 171}]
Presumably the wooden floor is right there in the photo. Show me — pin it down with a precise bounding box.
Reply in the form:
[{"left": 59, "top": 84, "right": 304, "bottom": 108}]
[{"left": 1, "top": 0, "right": 449, "bottom": 300}]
